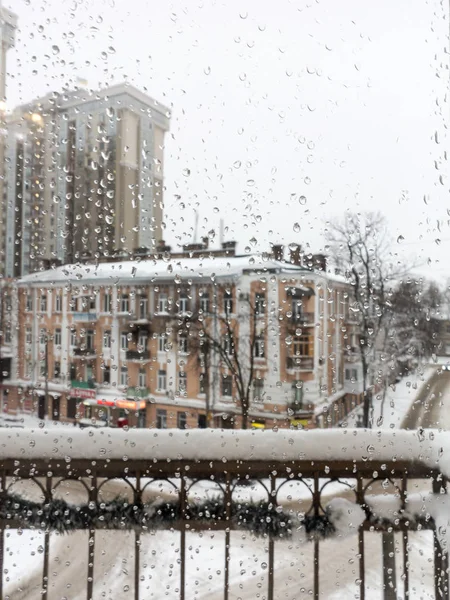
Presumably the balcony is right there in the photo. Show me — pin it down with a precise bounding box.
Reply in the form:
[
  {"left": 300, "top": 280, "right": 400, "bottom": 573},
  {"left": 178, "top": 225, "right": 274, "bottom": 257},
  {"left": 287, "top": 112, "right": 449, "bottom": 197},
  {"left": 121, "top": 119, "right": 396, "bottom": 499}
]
[
  {"left": 0, "top": 429, "right": 446, "bottom": 599},
  {"left": 72, "top": 346, "right": 96, "bottom": 358},
  {"left": 72, "top": 312, "right": 97, "bottom": 323},
  {"left": 289, "top": 312, "right": 315, "bottom": 326},
  {"left": 71, "top": 379, "right": 96, "bottom": 389},
  {"left": 286, "top": 355, "right": 314, "bottom": 370},
  {"left": 127, "top": 386, "right": 149, "bottom": 398},
  {"left": 125, "top": 349, "right": 150, "bottom": 361}
]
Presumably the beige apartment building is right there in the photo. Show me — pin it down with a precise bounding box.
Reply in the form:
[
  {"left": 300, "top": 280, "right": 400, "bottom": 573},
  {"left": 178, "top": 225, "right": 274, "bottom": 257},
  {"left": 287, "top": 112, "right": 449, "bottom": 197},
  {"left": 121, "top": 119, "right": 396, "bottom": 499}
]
[
  {"left": 2, "top": 83, "right": 170, "bottom": 277},
  {"left": 0, "top": 245, "right": 364, "bottom": 429}
]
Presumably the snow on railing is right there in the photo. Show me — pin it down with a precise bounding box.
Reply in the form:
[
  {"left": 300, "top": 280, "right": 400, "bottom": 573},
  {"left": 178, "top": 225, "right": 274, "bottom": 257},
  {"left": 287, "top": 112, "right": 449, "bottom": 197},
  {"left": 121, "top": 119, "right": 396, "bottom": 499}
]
[{"left": 0, "top": 427, "right": 447, "bottom": 470}]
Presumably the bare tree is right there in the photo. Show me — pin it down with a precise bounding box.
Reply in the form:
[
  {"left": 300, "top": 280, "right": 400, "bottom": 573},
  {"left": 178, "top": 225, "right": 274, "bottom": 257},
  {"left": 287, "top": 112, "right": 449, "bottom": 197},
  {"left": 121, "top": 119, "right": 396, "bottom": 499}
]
[
  {"left": 325, "top": 211, "right": 406, "bottom": 427},
  {"left": 378, "top": 279, "right": 442, "bottom": 420},
  {"left": 178, "top": 285, "right": 267, "bottom": 430}
]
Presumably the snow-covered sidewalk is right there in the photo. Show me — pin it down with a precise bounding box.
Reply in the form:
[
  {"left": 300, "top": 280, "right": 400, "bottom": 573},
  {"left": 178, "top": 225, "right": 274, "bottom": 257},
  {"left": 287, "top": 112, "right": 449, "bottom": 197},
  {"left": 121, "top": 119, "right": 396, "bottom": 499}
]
[{"left": 344, "top": 364, "right": 436, "bottom": 429}]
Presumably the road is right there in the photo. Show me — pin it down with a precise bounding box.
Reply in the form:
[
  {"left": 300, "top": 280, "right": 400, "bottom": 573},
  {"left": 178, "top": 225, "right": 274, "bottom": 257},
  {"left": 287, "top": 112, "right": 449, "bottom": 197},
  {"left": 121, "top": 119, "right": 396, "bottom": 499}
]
[
  {"left": 6, "top": 368, "right": 449, "bottom": 599},
  {"left": 401, "top": 368, "right": 450, "bottom": 430}
]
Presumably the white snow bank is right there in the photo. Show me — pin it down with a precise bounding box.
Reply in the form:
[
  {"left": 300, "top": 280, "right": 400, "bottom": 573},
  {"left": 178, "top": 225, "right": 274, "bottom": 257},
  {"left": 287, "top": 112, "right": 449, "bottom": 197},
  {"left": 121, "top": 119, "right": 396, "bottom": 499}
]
[
  {"left": 0, "top": 428, "right": 448, "bottom": 473},
  {"left": 325, "top": 498, "right": 366, "bottom": 535}
]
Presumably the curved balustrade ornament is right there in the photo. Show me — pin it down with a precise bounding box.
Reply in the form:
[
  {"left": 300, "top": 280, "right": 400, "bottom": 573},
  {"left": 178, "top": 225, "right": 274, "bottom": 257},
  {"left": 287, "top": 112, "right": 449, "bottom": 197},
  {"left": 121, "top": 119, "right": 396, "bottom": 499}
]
[{"left": 0, "top": 473, "right": 410, "bottom": 540}]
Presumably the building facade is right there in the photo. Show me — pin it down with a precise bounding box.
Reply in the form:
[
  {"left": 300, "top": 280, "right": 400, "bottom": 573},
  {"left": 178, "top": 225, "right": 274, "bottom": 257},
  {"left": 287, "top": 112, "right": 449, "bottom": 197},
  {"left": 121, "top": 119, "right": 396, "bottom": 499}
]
[
  {"left": 1, "top": 248, "right": 363, "bottom": 428},
  {"left": 2, "top": 83, "right": 170, "bottom": 277},
  {"left": 0, "top": 2, "right": 17, "bottom": 277}
]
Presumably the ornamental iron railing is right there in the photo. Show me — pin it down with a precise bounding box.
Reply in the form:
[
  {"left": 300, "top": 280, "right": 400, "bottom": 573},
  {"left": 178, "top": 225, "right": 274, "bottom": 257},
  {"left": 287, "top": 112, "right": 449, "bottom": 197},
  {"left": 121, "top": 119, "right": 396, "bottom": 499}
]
[{"left": 0, "top": 429, "right": 447, "bottom": 600}]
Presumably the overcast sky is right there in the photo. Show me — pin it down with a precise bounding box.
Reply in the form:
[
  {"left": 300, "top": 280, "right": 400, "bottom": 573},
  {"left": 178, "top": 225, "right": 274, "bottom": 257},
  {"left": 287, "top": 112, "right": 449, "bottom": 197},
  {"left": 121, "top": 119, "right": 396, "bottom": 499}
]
[{"left": 6, "top": 0, "right": 450, "bottom": 280}]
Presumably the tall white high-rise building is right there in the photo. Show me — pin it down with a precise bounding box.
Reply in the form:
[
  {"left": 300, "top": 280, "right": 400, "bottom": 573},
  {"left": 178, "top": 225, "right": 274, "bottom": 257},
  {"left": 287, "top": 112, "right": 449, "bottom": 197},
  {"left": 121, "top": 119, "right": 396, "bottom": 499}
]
[
  {"left": 0, "top": 2, "right": 17, "bottom": 276},
  {"left": 3, "top": 83, "right": 170, "bottom": 276}
]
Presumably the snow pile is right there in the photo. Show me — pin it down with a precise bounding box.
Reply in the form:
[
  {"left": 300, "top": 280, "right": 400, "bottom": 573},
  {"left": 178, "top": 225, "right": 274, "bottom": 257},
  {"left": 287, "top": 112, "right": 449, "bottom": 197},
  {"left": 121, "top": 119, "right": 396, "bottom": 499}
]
[
  {"left": 325, "top": 498, "right": 366, "bottom": 536},
  {"left": 0, "top": 427, "right": 449, "bottom": 474}
]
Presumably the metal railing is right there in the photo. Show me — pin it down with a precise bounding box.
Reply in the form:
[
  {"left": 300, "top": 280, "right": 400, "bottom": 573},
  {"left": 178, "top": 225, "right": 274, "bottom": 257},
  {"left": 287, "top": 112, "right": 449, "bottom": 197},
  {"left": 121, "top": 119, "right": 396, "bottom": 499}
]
[
  {"left": 289, "top": 311, "right": 315, "bottom": 325},
  {"left": 286, "top": 355, "right": 314, "bottom": 370},
  {"left": 125, "top": 349, "right": 150, "bottom": 361},
  {"left": 0, "top": 431, "right": 446, "bottom": 600}
]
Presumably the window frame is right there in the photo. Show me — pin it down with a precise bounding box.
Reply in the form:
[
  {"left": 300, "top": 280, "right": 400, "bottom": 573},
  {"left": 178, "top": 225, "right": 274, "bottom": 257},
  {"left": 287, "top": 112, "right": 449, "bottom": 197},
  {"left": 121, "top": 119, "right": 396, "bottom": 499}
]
[
  {"left": 222, "top": 374, "right": 232, "bottom": 397},
  {"left": 157, "top": 369, "right": 167, "bottom": 391}
]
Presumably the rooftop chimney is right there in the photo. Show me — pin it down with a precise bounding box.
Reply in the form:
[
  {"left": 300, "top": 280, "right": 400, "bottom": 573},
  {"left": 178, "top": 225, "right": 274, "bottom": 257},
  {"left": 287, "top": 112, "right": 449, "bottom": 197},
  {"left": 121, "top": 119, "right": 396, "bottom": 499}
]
[
  {"left": 272, "top": 244, "right": 284, "bottom": 262},
  {"left": 222, "top": 240, "right": 237, "bottom": 256},
  {"left": 288, "top": 243, "right": 302, "bottom": 266},
  {"left": 312, "top": 253, "right": 327, "bottom": 271}
]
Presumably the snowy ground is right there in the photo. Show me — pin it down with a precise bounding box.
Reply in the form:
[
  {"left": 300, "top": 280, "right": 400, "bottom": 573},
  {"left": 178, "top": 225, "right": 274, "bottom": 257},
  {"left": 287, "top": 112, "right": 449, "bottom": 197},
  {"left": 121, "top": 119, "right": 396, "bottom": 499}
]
[
  {"left": 344, "top": 363, "right": 436, "bottom": 429},
  {"left": 2, "top": 365, "right": 442, "bottom": 599}
]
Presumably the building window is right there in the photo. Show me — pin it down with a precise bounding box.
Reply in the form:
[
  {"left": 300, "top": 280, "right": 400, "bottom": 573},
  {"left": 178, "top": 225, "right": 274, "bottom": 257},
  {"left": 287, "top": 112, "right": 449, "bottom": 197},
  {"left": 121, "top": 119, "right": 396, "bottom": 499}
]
[
  {"left": 120, "top": 332, "right": 128, "bottom": 350},
  {"left": 70, "top": 331, "right": 77, "bottom": 347},
  {"left": 178, "top": 293, "right": 189, "bottom": 314},
  {"left": 54, "top": 361, "right": 61, "bottom": 379},
  {"left": 40, "top": 361, "right": 46, "bottom": 377},
  {"left": 103, "top": 366, "right": 111, "bottom": 384},
  {"left": 158, "top": 293, "right": 168, "bottom": 313},
  {"left": 292, "top": 381, "right": 303, "bottom": 408},
  {"left": 177, "top": 411, "right": 187, "bottom": 429},
  {"left": 157, "top": 369, "right": 167, "bottom": 391},
  {"left": 103, "top": 292, "right": 111, "bottom": 313},
  {"left": 138, "top": 295, "right": 148, "bottom": 319},
  {"left": 138, "top": 332, "right": 148, "bottom": 350},
  {"left": 158, "top": 333, "right": 166, "bottom": 353},
  {"left": 178, "top": 371, "right": 187, "bottom": 394},
  {"left": 103, "top": 330, "right": 111, "bottom": 349},
  {"left": 223, "top": 334, "right": 234, "bottom": 356},
  {"left": 156, "top": 409, "right": 167, "bottom": 429},
  {"left": 120, "top": 366, "right": 128, "bottom": 387},
  {"left": 25, "top": 327, "right": 32, "bottom": 345},
  {"left": 292, "top": 299, "right": 303, "bottom": 321},
  {"left": 26, "top": 294, "right": 33, "bottom": 312},
  {"left": 69, "top": 363, "right": 76, "bottom": 380},
  {"left": 345, "top": 368, "right": 358, "bottom": 382},
  {"left": 199, "top": 373, "right": 207, "bottom": 395},
  {"left": 55, "top": 293, "right": 62, "bottom": 313},
  {"left": 253, "top": 378, "right": 264, "bottom": 403},
  {"left": 69, "top": 296, "right": 77, "bottom": 312},
  {"left": 4, "top": 326, "right": 11, "bottom": 344},
  {"left": 199, "top": 291, "right": 210, "bottom": 314},
  {"left": 120, "top": 294, "right": 129, "bottom": 313},
  {"left": 86, "top": 330, "right": 95, "bottom": 351},
  {"left": 54, "top": 328, "right": 62, "bottom": 346},
  {"left": 224, "top": 290, "right": 233, "bottom": 315},
  {"left": 40, "top": 294, "right": 47, "bottom": 313},
  {"left": 222, "top": 375, "right": 232, "bottom": 397},
  {"left": 138, "top": 368, "right": 146, "bottom": 388},
  {"left": 255, "top": 292, "right": 266, "bottom": 317},
  {"left": 254, "top": 335, "right": 265, "bottom": 359},
  {"left": 39, "top": 328, "right": 47, "bottom": 346},
  {"left": 293, "top": 335, "right": 311, "bottom": 357},
  {"left": 178, "top": 335, "right": 188, "bottom": 354}
]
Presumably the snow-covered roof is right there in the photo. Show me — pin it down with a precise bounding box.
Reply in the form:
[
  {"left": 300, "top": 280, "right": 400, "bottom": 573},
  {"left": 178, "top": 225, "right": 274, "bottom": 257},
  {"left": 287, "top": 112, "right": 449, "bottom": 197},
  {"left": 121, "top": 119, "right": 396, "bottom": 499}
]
[
  {"left": 0, "top": 429, "right": 447, "bottom": 475},
  {"left": 17, "top": 255, "right": 320, "bottom": 287}
]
